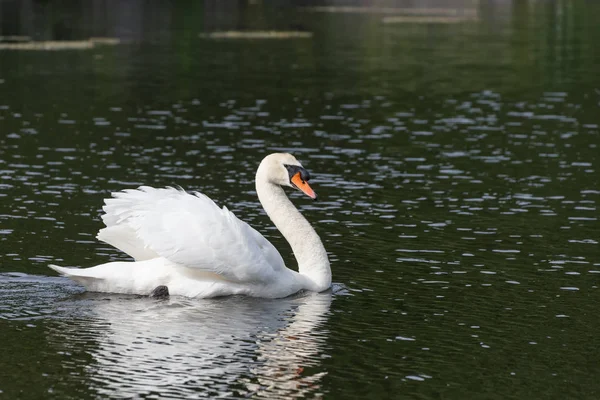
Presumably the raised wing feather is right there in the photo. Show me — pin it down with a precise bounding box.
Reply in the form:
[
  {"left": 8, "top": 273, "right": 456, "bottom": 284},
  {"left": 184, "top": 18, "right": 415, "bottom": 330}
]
[{"left": 97, "top": 186, "right": 286, "bottom": 284}]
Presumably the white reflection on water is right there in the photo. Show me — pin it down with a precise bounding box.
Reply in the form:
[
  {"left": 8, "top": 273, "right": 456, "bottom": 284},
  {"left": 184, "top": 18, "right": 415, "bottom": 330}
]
[
  {"left": 52, "top": 286, "right": 332, "bottom": 398},
  {"left": 1, "top": 274, "right": 334, "bottom": 398}
]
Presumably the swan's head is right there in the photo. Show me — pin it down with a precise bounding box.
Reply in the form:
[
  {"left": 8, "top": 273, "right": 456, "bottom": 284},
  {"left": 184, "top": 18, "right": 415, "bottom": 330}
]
[{"left": 258, "top": 153, "right": 317, "bottom": 200}]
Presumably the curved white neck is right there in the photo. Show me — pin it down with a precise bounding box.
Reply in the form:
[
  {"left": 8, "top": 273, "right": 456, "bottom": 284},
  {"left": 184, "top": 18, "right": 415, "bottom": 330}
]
[{"left": 255, "top": 177, "right": 331, "bottom": 292}]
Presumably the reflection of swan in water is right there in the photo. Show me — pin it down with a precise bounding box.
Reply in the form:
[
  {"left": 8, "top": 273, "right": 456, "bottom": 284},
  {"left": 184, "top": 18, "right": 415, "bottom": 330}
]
[{"left": 49, "top": 290, "right": 333, "bottom": 398}]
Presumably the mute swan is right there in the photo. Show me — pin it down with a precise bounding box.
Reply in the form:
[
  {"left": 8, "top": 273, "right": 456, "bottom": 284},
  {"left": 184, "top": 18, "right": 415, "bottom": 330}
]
[{"left": 49, "top": 153, "right": 331, "bottom": 298}]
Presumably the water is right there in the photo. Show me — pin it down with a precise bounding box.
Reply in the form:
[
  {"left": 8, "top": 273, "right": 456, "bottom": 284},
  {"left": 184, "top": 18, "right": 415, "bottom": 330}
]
[{"left": 1, "top": 1, "right": 600, "bottom": 399}]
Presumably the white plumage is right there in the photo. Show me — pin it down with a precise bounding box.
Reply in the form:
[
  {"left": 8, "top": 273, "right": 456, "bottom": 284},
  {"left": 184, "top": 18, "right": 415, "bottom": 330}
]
[{"left": 49, "top": 153, "right": 332, "bottom": 298}]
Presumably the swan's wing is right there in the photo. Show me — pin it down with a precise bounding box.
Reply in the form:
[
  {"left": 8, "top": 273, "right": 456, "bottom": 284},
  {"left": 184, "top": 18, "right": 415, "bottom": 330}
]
[
  {"left": 97, "top": 186, "right": 287, "bottom": 284},
  {"left": 97, "top": 224, "right": 160, "bottom": 261}
]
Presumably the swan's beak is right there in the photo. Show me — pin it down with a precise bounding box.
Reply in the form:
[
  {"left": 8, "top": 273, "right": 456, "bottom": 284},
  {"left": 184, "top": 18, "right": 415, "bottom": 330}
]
[{"left": 291, "top": 172, "right": 317, "bottom": 200}]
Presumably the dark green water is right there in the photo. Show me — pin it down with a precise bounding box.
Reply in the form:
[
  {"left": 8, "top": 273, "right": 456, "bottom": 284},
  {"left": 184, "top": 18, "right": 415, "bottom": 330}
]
[{"left": 1, "top": 1, "right": 600, "bottom": 399}]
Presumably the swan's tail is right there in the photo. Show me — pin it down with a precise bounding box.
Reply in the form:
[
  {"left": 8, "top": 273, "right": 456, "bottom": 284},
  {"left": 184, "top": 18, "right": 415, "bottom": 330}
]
[
  {"left": 48, "top": 259, "right": 176, "bottom": 295},
  {"left": 48, "top": 264, "right": 70, "bottom": 275},
  {"left": 48, "top": 264, "right": 103, "bottom": 287}
]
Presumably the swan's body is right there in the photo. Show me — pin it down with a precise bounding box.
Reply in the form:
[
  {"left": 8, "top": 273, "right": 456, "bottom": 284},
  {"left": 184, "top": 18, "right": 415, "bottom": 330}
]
[{"left": 49, "top": 153, "right": 331, "bottom": 298}]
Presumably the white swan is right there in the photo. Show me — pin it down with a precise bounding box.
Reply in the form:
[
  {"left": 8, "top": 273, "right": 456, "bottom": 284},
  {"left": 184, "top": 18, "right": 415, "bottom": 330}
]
[{"left": 49, "top": 153, "right": 331, "bottom": 298}]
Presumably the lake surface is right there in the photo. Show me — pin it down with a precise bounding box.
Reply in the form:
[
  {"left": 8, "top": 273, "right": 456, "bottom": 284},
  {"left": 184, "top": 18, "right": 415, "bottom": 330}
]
[{"left": 1, "top": 1, "right": 600, "bottom": 399}]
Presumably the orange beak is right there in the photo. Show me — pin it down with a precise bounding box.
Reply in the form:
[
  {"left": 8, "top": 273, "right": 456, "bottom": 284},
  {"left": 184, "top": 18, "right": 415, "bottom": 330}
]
[{"left": 291, "top": 172, "right": 317, "bottom": 200}]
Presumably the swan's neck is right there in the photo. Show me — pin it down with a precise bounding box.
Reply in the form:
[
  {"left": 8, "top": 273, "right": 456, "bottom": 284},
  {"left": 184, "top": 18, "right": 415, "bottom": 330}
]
[{"left": 255, "top": 179, "right": 331, "bottom": 291}]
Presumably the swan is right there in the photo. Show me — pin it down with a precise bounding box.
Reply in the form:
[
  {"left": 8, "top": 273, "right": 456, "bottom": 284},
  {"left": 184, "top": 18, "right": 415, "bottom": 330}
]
[{"left": 48, "top": 153, "right": 331, "bottom": 298}]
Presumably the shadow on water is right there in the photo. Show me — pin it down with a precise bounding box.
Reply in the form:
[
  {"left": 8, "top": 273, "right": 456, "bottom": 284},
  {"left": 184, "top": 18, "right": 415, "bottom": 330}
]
[{"left": 0, "top": 273, "right": 339, "bottom": 399}]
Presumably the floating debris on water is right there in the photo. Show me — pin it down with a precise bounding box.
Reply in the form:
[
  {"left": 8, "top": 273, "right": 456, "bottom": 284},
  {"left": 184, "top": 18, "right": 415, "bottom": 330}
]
[
  {"left": 300, "top": 6, "right": 479, "bottom": 23},
  {"left": 0, "top": 37, "right": 120, "bottom": 51},
  {"left": 0, "top": 41, "right": 94, "bottom": 50},
  {"left": 89, "top": 37, "right": 121, "bottom": 45},
  {"left": 199, "top": 31, "right": 313, "bottom": 40},
  {"left": 0, "top": 40, "right": 94, "bottom": 51},
  {"left": 382, "top": 16, "right": 478, "bottom": 24},
  {"left": 301, "top": 6, "right": 477, "bottom": 17}
]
